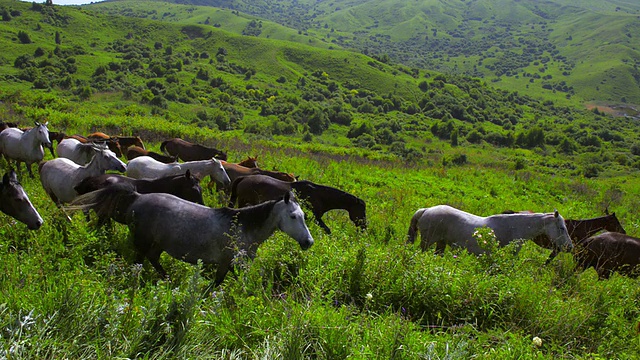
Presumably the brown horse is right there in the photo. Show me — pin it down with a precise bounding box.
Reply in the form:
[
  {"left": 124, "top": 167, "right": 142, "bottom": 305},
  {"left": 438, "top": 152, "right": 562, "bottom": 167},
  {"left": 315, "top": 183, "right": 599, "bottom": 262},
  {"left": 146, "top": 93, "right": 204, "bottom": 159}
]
[
  {"left": 160, "top": 138, "right": 227, "bottom": 161},
  {"left": 46, "top": 131, "right": 67, "bottom": 157},
  {"left": 235, "top": 156, "right": 258, "bottom": 168},
  {"left": 126, "top": 146, "right": 176, "bottom": 163},
  {"left": 72, "top": 133, "right": 123, "bottom": 157},
  {"left": 229, "top": 174, "right": 366, "bottom": 234},
  {"left": 116, "top": 136, "right": 145, "bottom": 150},
  {"left": 576, "top": 232, "right": 640, "bottom": 279}
]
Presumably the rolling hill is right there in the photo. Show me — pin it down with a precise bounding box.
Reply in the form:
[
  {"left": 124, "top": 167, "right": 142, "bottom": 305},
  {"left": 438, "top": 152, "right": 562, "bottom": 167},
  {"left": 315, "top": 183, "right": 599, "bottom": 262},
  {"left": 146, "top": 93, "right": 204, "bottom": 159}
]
[{"left": 123, "top": 0, "right": 640, "bottom": 105}]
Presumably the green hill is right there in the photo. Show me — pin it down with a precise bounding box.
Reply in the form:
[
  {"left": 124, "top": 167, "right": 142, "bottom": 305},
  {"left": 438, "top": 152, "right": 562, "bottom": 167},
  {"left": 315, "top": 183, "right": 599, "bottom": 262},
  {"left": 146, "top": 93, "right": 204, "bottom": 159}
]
[{"left": 145, "top": 0, "right": 640, "bottom": 105}]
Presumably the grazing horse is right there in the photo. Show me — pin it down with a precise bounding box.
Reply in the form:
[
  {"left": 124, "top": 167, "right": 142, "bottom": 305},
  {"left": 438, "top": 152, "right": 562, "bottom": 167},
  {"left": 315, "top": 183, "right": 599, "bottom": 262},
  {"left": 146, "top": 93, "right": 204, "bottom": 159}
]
[
  {"left": 115, "top": 136, "right": 145, "bottom": 150},
  {"left": 68, "top": 187, "right": 313, "bottom": 285},
  {"left": 125, "top": 146, "right": 176, "bottom": 163},
  {"left": 160, "top": 138, "right": 228, "bottom": 161},
  {"left": 0, "top": 170, "right": 43, "bottom": 230},
  {"left": 39, "top": 146, "right": 127, "bottom": 205},
  {"left": 229, "top": 175, "right": 366, "bottom": 234},
  {"left": 125, "top": 156, "right": 230, "bottom": 187},
  {"left": 74, "top": 170, "right": 204, "bottom": 205},
  {"left": 503, "top": 211, "right": 627, "bottom": 263},
  {"left": 575, "top": 232, "right": 640, "bottom": 279},
  {"left": 0, "top": 122, "right": 51, "bottom": 177},
  {"left": 407, "top": 205, "right": 573, "bottom": 254},
  {"left": 57, "top": 138, "right": 107, "bottom": 165}
]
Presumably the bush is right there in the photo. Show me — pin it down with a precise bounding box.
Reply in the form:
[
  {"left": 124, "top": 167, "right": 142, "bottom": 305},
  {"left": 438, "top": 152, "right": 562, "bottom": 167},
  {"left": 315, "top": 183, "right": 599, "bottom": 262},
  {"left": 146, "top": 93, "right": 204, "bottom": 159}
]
[{"left": 17, "top": 30, "right": 31, "bottom": 44}]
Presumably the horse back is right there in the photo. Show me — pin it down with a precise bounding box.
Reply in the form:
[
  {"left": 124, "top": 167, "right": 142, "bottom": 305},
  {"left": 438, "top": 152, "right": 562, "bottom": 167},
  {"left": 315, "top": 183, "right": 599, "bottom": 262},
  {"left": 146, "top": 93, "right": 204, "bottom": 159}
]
[
  {"left": 231, "top": 174, "right": 292, "bottom": 207},
  {"left": 579, "top": 232, "right": 640, "bottom": 275}
]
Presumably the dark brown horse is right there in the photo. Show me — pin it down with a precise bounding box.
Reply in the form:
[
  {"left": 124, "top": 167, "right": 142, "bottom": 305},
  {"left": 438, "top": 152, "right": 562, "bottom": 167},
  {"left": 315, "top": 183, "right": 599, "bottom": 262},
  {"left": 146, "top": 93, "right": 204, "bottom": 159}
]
[
  {"left": 0, "top": 122, "right": 18, "bottom": 132},
  {"left": 126, "top": 146, "right": 176, "bottom": 163},
  {"left": 229, "top": 174, "right": 366, "bottom": 234},
  {"left": 116, "top": 136, "right": 145, "bottom": 150},
  {"left": 0, "top": 169, "right": 43, "bottom": 230},
  {"left": 576, "top": 232, "right": 640, "bottom": 279},
  {"left": 160, "top": 138, "right": 227, "bottom": 161},
  {"left": 72, "top": 133, "right": 123, "bottom": 158},
  {"left": 46, "top": 131, "right": 67, "bottom": 157}
]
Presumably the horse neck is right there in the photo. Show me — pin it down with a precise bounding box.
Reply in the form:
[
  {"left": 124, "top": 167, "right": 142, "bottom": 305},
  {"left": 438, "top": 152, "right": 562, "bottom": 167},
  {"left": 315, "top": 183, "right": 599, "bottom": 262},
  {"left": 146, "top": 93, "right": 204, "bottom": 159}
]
[
  {"left": 292, "top": 182, "right": 355, "bottom": 212},
  {"left": 82, "top": 154, "right": 109, "bottom": 176},
  {"left": 492, "top": 213, "right": 553, "bottom": 240},
  {"left": 566, "top": 217, "right": 610, "bottom": 243},
  {"left": 227, "top": 201, "right": 279, "bottom": 245},
  {"left": 23, "top": 128, "right": 44, "bottom": 149}
]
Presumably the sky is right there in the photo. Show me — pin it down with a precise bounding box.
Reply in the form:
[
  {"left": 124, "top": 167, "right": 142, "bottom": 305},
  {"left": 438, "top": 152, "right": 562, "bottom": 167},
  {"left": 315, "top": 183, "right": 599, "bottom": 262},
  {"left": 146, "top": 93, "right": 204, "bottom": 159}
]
[{"left": 20, "top": 0, "right": 105, "bottom": 5}]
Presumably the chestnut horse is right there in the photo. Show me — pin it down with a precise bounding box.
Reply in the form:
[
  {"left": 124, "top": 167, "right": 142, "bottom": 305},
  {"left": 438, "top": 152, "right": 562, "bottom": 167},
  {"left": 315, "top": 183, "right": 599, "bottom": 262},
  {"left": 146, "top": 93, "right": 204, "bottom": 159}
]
[
  {"left": 71, "top": 133, "right": 122, "bottom": 158},
  {"left": 229, "top": 174, "right": 366, "bottom": 234},
  {"left": 116, "top": 136, "right": 145, "bottom": 150},
  {"left": 160, "top": 138, "right": 227, "bottom": 161},
  {"left": 126, "top": 146, "right": 176, "bottom": 163}
]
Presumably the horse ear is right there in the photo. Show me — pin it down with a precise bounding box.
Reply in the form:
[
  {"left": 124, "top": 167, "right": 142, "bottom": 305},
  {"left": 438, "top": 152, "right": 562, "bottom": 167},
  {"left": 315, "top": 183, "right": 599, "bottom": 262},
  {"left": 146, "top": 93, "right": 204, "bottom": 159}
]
[
  {"left": 604, "top": 207, "right": 610, "bottom": 215},
  {"left": 44, "top": 121, "right": 48, "bottom": 126},
  {"left": 185, "top": 169, "right": 191, "bottom": 179},
  {"left": 284, "top": 191, "right": 291, "bottom": 204},
  {"left": 554, "top": 209, "right": 559, "bottom": 218},
  {"left": 34, "top": 121, "right": 40, "bottom": 127},
  {"left": 2, "top": 172, "right": 10, "bottom": 186}
]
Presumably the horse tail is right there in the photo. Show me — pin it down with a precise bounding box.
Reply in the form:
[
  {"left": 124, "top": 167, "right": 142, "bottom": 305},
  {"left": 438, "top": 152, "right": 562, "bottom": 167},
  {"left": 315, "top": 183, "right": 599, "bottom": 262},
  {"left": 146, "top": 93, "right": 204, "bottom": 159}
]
[
  {"left": 407, "top": 208, "right": 426, "bottom": 244},
  {"left": 228, "top": 176, "right": 246, "bottom": 207},
  {"left": 160, "top": 140, "right": 169, "bottom": 155},
  {"left": 65, "top": 183, "right": 139, "bottom": 224}
]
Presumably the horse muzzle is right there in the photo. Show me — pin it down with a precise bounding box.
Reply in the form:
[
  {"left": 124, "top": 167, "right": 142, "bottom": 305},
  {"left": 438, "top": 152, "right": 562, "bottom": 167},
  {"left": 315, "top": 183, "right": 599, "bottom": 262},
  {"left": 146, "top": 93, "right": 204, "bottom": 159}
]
[{"left": 299, "top": 237, "right": 314, "bottom": 250}]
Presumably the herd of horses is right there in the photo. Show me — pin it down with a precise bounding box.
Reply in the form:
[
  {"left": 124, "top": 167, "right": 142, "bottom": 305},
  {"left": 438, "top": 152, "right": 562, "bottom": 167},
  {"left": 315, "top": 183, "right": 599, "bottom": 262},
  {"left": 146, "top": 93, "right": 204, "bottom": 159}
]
[{"left": 0, "top": 121, "right": 639, "bottom": 283}]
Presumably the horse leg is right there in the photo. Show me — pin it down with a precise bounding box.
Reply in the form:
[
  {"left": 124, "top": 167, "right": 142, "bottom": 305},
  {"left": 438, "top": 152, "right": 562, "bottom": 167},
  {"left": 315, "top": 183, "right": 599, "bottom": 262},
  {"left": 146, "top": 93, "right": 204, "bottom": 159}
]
[
  {"left": 214, "top": 262, "right": 232, "bottom": 286},
  {"left": 419, "top": 230, "right": 437, "bottom": 252},
  {"left": 314, "top": 212, "right": 332, "bottom": 235},
  {"left": 146, "top": 246, "right": 168, "bottom": 279},
  {"left": 544, "top": 249, "right": 559, "bottom": 265},
  {"left": 26, "top": 162, "right": 35, "bottom": 178}
]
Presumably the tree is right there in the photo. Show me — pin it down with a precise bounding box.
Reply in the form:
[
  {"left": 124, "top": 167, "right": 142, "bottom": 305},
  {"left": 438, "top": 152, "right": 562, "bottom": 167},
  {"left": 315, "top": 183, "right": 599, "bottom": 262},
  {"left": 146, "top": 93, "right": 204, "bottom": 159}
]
[
  {"left": 55, "top": 31, "right": 61, "bottom": 45},
  {"left": 17, "top": 31, "right": 31, "bottom": 44}
]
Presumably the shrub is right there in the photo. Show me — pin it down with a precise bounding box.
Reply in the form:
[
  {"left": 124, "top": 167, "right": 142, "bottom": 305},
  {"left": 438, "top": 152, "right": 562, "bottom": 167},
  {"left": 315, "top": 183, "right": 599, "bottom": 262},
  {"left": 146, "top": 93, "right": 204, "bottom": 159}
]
[{"left": 17, "top": 30, "right": 31, "bottom": 44}]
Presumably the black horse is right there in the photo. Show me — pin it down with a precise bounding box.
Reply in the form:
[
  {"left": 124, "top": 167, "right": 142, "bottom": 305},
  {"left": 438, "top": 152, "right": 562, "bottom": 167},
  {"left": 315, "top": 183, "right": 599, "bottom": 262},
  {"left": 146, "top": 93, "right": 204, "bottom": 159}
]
[{"left": 229, "top": 174, "right": 366, "bottom": 234}]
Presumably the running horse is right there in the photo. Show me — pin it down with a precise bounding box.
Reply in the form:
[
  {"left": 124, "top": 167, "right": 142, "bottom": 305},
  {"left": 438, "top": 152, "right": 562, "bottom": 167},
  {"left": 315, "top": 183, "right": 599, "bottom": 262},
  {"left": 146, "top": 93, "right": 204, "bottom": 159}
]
[
  {"left": 407, "top": 205, "right": 573, "bottom": 254},
  {"left": 0, "top": 122, "right": 51, "bottom": 177},
  {"left": 229, "top": 174, "right": 366, "bottom": 234},
  {"left": 67, "top": 186, "right": 313, "bottom": 285},
  {"left": 160, "top": 138, "right": 227, "bottom": 161},
  {"left": 0, "top": 170, "right": 43, "bottom": 230}
]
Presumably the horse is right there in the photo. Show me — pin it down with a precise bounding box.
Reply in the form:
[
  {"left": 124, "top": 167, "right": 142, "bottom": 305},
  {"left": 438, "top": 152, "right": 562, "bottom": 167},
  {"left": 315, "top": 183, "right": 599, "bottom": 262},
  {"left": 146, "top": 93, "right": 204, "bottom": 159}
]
[
  {"left": 229, "top": 174, "right": 366, "bottom": 234},
  {"left": 57, "top": 138, "right": 108, "bottom": 165},
  {"left": 407, "top": 205, "right": 573, "bottom": 255},
  {"left": 0, "top": 122, "right": 51, "bottom": 178},
  {"left": 39, "top": 146, "right": 127, "bottom": 205},
  {"left": 0, "top": 170, "right": 43, "bottom": 230},
  {"left": 503, "top": 211, "right": 626, "bottom": 263},
  {"left": 47, "top": 131, "right": 67, "bottom": 157},
  {"left": 0, "top": 122, "right": 18, "bottom": 132},
  {"left": 67, "top": 186, "right": 313, "bottom": 285},
  {"left": 79, "top": 133, "right": 123, "bottom": 158},
  {"left": 575, "top": 232, "right": 640, "bottom": 279},
  {"left": 125, "top": 156, "right": 230, "bottom": 187},
  {"left": 125, "top": 146, "right": 176, "bottom": 163},
  {"left": 115, "top": 136, "right": 145, "bottom": 150},
  {"left": 160, "top": 138, "right": 228, "bottom": 161},
  {"left": 236, "top": 156, "right": 258, "bottom": 168}
]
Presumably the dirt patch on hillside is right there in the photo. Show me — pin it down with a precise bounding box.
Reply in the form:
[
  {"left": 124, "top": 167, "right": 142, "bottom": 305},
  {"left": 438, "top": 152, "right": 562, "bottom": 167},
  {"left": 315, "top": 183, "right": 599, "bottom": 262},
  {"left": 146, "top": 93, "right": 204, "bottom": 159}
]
[{"left": 585, "top": 103, "right": 640, "bottom": 119}]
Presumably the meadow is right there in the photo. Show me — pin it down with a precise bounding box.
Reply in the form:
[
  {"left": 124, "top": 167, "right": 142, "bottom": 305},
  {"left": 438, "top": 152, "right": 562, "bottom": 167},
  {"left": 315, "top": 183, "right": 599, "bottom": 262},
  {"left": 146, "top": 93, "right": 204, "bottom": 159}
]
[
  {"left": 1, "top": 107, "right": 639, "bottom": 358},
  {"left": 0, "top": 1, "right": 639, "bottom": 358}
]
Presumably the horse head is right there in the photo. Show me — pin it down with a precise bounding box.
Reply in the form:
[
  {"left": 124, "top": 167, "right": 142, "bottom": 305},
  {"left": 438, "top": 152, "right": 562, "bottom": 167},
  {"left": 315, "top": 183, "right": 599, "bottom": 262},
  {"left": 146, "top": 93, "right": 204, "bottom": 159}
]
[
  {"left": 605, "top": 212, "right": 626, "bottom": 234},
  {"left": 349, "top": 197, "right": 368, "bottom": 231},
  {"left": 548, "top": 210, "right": 573, "bottom": 251},
  {"left": 0, "top": 170, "right": 43, "bottom": 230},
  {"left": 92, "top": 146, "right": 127, "bottom": 173},
  {"left": 208, "top": 157, "right": 231, "bottom": 186},
  {"left": 34, "top": 121, "right": 51, "bottom": 148},
  {"left": 276, "top": 192, "right": 314, "bottom": 250}
]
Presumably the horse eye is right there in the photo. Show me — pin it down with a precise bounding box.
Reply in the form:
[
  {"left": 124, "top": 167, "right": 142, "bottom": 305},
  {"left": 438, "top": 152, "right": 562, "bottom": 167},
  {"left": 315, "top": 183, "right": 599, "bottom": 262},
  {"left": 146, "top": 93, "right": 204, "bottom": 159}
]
[{"left": 290, "top": 215, "right": 297, "bottom": 220}]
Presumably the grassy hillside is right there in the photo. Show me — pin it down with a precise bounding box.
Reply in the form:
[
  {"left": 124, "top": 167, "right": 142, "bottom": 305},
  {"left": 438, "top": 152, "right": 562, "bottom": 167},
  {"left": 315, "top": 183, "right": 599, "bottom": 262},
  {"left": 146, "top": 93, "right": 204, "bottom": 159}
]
[
  {"left": 148, "top": 0, "right": 640, "bottom": 105},
  {"left": 0, "top": 1, "right": 640, "bottom": 358}
]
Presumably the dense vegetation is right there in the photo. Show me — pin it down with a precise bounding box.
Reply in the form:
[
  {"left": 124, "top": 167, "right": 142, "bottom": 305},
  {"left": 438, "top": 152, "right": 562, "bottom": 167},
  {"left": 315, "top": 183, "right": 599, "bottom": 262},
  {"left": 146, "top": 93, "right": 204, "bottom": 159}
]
[
  {"left": 0, "top": 0, "right": 639, "bottom": 358},
  {"left": 132, "top": 0, "right": 640, "bottom": 105}
]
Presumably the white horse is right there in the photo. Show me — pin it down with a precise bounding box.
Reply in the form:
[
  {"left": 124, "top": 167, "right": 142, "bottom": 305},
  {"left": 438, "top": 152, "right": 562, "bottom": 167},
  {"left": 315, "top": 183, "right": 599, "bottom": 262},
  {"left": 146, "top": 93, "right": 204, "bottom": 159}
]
[
  {"left": 0, "top": 122, "right": 51, "bottom": 177},
  {"left": 39, "top": 146, "right": 127, "bottom": 205},
  {"left": 56, "top": 138, "right": 107, "bottom": 165},
  {"left": 407, "top": 205, "right": 573, "bottom": 254},
  {"left": 126, "top": 155, "right": 230, "bottom": 187}
]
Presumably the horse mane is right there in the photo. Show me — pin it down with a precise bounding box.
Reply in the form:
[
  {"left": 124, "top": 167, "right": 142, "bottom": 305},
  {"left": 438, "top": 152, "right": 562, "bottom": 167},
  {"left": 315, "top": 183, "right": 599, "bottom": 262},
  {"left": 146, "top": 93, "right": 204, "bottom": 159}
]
[{"left": 219, "top": 200, "right": 278, "bottom": 232}]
